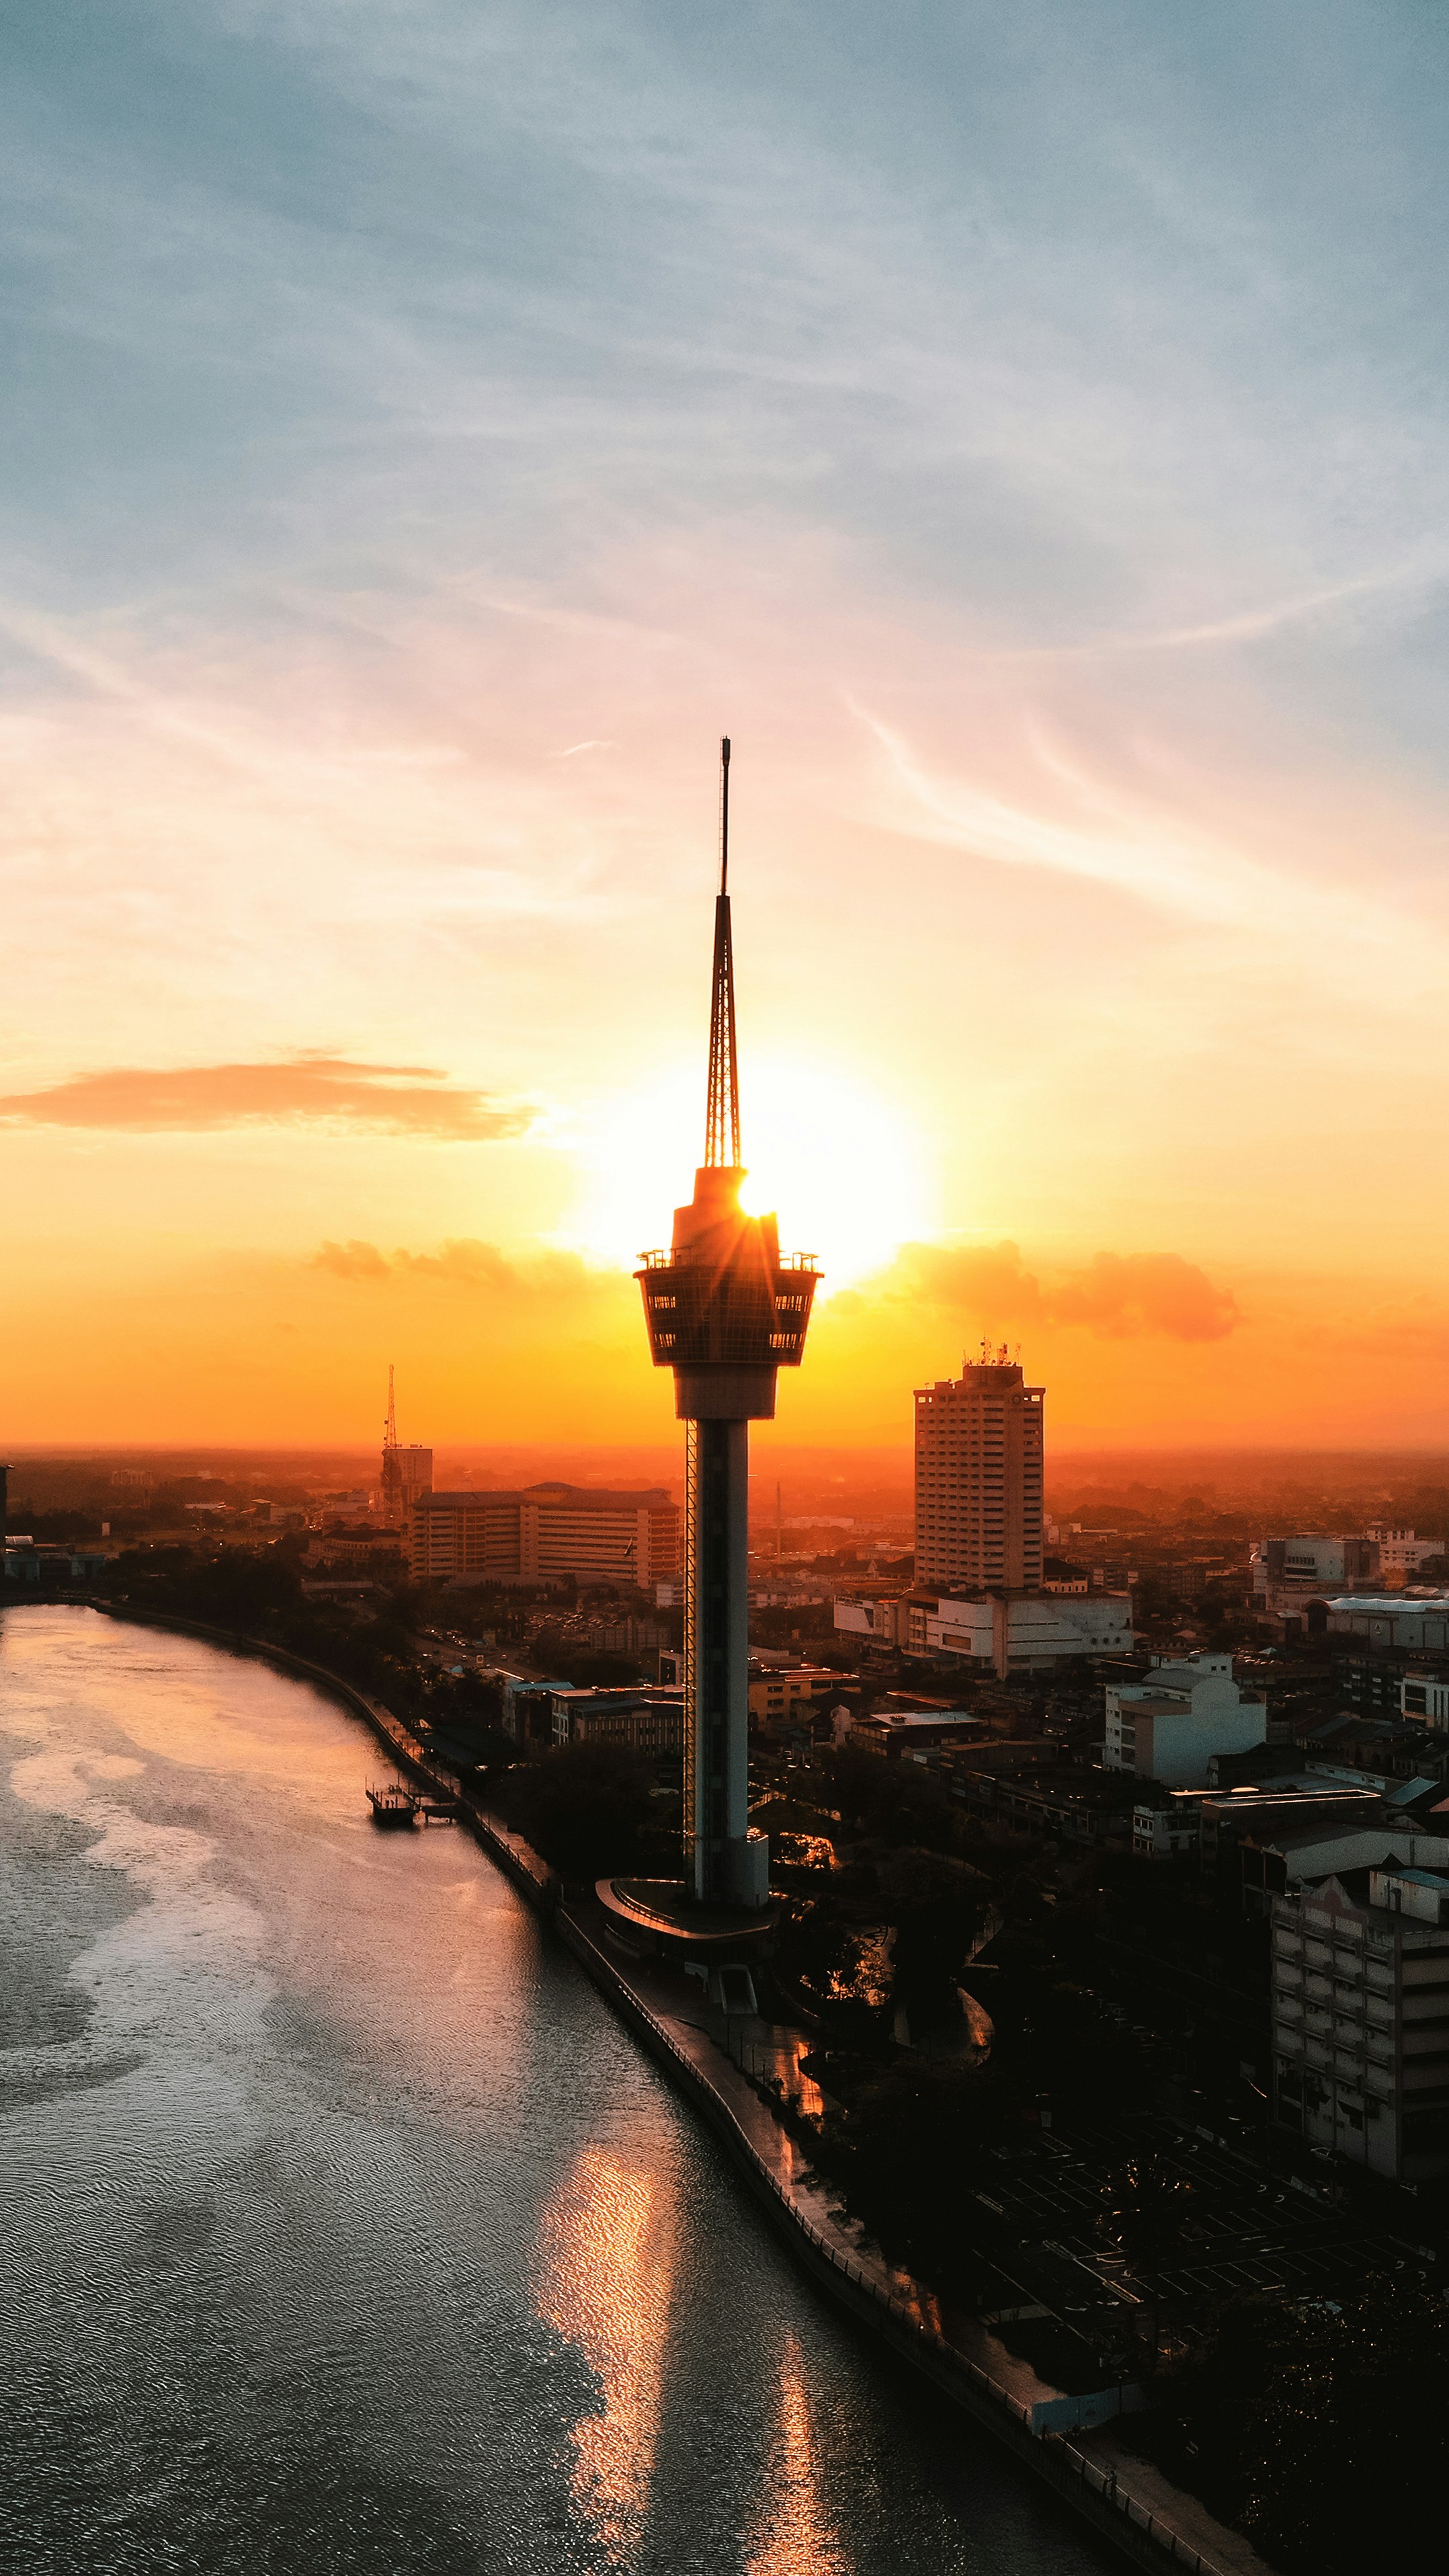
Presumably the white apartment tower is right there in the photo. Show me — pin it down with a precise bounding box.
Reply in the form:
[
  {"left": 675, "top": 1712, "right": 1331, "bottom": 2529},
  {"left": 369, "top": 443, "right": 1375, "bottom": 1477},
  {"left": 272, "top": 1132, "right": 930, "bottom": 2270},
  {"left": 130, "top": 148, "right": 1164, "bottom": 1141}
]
[{"left": 914, "top": 1350, "right": 1044, "bottom": 1592}]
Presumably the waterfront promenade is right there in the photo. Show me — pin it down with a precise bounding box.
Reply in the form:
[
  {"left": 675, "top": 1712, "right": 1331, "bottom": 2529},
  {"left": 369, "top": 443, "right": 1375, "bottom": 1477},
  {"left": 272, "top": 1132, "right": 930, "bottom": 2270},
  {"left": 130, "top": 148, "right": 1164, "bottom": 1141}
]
[{"left": 548, "top": 1902, "right": 1272, "bottom": 2576}]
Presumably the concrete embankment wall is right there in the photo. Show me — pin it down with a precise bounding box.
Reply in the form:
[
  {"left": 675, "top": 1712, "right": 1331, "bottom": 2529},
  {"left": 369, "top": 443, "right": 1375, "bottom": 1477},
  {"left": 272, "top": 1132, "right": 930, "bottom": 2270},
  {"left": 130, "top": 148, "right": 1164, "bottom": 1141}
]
[
  {"left": 89, "top": 1604, "right": 1237, "bottom": 2576},
  {"left": 546, "top": 1904, "right": 1229, "bottom": 2576}
]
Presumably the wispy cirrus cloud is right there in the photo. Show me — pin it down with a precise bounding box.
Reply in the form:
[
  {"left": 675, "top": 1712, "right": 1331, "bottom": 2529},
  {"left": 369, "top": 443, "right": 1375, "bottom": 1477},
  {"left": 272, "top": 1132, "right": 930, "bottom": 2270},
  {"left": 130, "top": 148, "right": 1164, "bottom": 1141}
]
[
  {"left": 985, "top": 554, "right": 1449, "bottom": 661},
  {"left": 852, "top": 709, "right": 1445, "bottom": 1010},
  {"left": 0, "top": 1055, "right": 532, "bottom": 1141},
  {"left": 900, "top": 1240, "right": 1239, "bottom": 1343}
]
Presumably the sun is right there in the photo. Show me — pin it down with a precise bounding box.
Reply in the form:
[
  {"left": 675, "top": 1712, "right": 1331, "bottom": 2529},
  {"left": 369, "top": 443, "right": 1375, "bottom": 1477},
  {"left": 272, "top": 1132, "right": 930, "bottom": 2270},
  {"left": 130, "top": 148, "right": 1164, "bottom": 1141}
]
[{"left": 567, "top": 1053, "right": 934, "bottom": 1290}]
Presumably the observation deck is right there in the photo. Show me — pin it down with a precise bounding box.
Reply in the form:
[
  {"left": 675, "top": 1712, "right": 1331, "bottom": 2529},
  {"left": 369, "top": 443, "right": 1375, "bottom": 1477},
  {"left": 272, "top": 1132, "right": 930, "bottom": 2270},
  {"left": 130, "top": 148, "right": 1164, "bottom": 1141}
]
[{"left": 636, "top": 1165, "right": 818, "bottom": 1420}]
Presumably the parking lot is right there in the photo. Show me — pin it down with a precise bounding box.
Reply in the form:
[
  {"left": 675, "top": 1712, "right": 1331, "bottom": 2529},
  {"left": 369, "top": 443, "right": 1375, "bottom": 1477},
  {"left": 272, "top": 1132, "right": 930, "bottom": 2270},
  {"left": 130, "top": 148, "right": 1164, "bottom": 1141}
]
[{"left": 972, "top": 2108, "right": 1434, "bottom": 2357}]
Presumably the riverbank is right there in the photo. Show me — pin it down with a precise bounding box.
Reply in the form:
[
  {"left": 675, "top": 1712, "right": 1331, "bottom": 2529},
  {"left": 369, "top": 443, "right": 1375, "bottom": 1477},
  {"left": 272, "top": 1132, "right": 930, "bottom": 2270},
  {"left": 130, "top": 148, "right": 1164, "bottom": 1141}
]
[{"left": 89, "top": 1601, "right": 1269, "bottom": 2576}]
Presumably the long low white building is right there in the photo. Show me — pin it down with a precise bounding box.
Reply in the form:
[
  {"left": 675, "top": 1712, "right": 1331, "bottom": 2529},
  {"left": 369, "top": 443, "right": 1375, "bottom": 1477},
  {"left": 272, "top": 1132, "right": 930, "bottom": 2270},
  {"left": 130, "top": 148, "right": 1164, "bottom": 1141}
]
[
  {"left": 1267, "top": 1820, "right": 1449, "bottom": 1888},
  {"left": 410, "top": 1483, "right": 680, "bottom": 1586},
  {"left": 834, "top": 1588, "right": 1132, "bottom": 1678},
  {"left": 1324, "top": 1595, "right": 1449, "bottom": 1653}
]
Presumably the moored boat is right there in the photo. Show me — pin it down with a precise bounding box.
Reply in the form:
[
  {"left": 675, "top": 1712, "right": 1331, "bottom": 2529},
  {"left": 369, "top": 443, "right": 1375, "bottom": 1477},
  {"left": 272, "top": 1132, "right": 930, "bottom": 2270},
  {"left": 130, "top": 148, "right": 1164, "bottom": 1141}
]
[{"left": 366, "top": 1781, "right": 419, "bottom": 1829}]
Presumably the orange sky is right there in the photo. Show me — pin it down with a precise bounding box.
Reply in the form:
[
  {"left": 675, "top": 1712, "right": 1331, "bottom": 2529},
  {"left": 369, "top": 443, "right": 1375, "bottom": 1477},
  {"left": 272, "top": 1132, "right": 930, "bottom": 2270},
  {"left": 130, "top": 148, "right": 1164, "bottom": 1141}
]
[{"left": 7, "top": 7, "right": 1449, "bottom": 1453}]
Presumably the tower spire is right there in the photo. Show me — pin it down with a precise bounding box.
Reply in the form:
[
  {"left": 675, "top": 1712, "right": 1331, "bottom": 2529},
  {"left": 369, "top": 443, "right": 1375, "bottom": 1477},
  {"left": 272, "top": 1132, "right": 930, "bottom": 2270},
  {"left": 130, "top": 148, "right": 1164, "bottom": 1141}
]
[{"left": 704, "top": 735, "right": 741, "bottom": 1168}]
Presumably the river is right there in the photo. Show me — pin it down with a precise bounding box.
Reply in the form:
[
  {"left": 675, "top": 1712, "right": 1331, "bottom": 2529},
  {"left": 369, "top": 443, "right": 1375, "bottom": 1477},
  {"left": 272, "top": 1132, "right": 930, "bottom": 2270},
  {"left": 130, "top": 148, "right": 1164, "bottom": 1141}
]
[{"left": 0, "top": 1605, "right": 1109, "bottom": 2576}]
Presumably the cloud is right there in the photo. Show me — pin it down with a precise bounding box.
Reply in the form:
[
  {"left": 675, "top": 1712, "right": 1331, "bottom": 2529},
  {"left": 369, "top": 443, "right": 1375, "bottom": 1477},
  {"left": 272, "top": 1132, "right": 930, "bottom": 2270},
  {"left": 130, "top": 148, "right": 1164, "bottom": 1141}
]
[
  {"left": 1050, "top": 1252, "right": 1240, "bottom": 1343},
  {"left": 905, "top": 1241, "right": 1044, "bottom": 1322},
  {"left": 854, "top": 711, "right": 1427, "bottom": 996},
  {"left": 310, "top": 1239, "right": 393, "bottom": 1281},
  {"left": 310, "top": 1237, "right": 600, "bottom": 1299},
  {"left": 901, "top": 1240, "right": 1238, "bottom": 1343},
  {"left": 391, "top": 1240, "right": 520, "bottom": 1289},
  {"left": 857, "top": 707, "right": 1265, "bottom": 930},
  {"left": 0, "top": 1055, "right": 532, "bottom": 1141},
  {"left": 995, "top": 556, "right": 1449, "bottom": 661}
]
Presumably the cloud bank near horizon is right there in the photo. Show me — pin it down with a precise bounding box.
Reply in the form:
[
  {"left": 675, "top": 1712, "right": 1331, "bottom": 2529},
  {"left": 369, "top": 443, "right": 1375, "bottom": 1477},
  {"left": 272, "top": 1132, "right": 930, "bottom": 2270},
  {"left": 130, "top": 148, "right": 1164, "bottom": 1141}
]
[
  {"left": 899, "top": 1241, "right": 1240, "bottom": 1343},
  {"left": 309, "top": 1227, "right": 1239, "bottom": 1346}
]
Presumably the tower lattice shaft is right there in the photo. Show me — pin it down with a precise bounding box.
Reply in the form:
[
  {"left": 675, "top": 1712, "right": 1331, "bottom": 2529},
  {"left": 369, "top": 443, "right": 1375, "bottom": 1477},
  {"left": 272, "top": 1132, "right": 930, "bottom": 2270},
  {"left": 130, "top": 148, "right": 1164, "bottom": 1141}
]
[{"left": 704, "top": 738, "right": 741, "bottom": 1168}]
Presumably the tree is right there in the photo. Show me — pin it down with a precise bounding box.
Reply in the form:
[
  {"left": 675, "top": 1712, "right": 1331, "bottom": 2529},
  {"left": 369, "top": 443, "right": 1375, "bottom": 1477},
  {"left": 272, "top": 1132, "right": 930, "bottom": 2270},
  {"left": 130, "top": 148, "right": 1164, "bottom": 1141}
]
[
  {"left": 819, "top": 1745, "right": 959, "bottom": 1851},
  {"left": 498, "top": 1741, "right": 654, "bottom": 1880},
  {"left": 1151, "top": 2274, "right": 1449, "bottom": 2576},
  {"left": 876, "top": 1845, "right": 988, "bottom": 2034},
  {"left": 1097, "top": 2155, "right": 1194, "bottom": 2370},
  {"left": 806, "top": 2052, "right": 1006, "bottom": 2293},
  {"left": 13, "top": 1507, "right": 101, "bottom": 1543},
  {"left": 772, "top": 1894, "right": 888, "bottom": 2039},
  {"left": 172, "top": 1547, "right": 302, "bottom": 1625}
]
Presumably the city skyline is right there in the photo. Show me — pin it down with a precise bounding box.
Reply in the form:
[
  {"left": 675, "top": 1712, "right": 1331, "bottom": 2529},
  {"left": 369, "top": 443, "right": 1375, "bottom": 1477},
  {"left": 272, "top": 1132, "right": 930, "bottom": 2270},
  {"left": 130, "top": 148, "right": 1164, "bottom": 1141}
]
[{"left": 8, "top": 4, "right": 1449, "bottom": 1449}]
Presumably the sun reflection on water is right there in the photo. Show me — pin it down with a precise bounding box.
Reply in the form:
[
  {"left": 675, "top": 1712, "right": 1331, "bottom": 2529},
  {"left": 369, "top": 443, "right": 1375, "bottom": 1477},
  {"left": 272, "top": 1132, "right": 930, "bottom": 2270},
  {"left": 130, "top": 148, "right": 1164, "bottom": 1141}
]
[
  {"left": 746, "top": 2333, "right": 851, "bottom": 2576},
  {"left": 534, "top": 2146, "right": 675, "bottom": 2569}
]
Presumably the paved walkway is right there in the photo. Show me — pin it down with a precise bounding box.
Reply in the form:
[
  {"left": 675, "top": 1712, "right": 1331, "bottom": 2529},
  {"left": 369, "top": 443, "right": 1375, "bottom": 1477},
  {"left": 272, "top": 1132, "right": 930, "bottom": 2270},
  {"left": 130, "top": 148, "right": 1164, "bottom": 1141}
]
[{"left": 1075, "top": 2425, "right": 1277, "bottom": 2576}]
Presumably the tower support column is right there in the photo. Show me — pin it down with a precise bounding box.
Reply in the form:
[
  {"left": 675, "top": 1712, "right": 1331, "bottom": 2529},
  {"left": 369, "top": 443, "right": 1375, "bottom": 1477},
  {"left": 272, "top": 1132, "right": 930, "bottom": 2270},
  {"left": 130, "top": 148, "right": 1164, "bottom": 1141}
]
[{"left": 684, "top": 1416, "right": 763, "bottom": 1906}]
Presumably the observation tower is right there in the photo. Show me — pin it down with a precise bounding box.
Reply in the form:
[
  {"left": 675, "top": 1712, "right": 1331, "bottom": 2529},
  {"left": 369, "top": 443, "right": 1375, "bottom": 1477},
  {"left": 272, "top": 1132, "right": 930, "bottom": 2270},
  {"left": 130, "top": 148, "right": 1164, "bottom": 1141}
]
[{"left": 637, "top": 740, "right": 819, "bottom": 1908}]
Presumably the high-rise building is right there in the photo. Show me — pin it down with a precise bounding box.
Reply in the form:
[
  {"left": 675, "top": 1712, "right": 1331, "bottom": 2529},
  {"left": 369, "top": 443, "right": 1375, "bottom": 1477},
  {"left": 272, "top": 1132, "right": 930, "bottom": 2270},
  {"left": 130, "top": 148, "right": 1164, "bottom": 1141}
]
[
  {"left": 913, "top": 1348, "right": 1044, "bottom": 1593},
  {"left": 636, "top": 739, "right": 818, "bottom": 1909},
  {"left": 378, "top": 1365, "right": 433, "bottom": 1527},
  {"left": 1272, "top": 1861, "right": 1449, "bottom": 2183},
  {"left": 381, "top": 1445, "right": 433, "bottom": 1527}
]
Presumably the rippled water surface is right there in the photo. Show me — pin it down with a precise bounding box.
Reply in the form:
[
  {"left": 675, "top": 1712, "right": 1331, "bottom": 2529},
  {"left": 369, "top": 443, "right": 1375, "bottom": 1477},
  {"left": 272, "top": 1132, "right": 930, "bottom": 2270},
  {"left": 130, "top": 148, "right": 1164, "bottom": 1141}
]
[{"left": 0, "top": 1607, "right": 1108, "bottom": 2576}]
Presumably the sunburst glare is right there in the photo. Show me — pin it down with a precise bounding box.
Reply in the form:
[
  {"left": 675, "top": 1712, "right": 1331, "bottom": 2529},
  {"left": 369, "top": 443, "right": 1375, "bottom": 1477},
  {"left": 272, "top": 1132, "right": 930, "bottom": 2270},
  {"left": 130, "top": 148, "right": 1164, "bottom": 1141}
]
[{"left": 566, "top": 1053, "right": 934, "bottom": 1290}]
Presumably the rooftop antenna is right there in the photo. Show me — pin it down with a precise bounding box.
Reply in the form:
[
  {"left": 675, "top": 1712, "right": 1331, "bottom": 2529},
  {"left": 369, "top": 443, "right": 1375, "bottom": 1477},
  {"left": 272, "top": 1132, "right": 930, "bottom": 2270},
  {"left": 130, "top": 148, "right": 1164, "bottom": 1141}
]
[
  {"left": 384, "top": 1363, "right": 398, "bottom": 1451},
  {"left": 704, "top": 735, "right": 741, "bottom": 1168}
]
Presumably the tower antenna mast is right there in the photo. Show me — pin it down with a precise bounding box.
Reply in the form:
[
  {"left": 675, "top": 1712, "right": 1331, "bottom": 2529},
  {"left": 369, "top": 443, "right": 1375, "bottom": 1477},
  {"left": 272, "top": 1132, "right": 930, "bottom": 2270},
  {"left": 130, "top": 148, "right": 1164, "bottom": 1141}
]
[
  {"left": 704, "top": 736, "right": 741, "bottom": 1168},
  {"left": 384, "top": 1363, "right": 397, "bottom": 1451}
]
